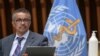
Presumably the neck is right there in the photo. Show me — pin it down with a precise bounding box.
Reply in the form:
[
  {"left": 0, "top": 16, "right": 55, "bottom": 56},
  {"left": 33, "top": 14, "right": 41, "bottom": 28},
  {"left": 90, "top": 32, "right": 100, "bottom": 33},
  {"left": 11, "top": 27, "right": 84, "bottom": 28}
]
[
  {"left": 17, "top": 33, "right": 24, "bottom": 37},
  {"left": 16, "top": 31, "right": 26, "bottom": 37},
  {"left": 16, "top": 30, "right": 29, "bottom": 37}
]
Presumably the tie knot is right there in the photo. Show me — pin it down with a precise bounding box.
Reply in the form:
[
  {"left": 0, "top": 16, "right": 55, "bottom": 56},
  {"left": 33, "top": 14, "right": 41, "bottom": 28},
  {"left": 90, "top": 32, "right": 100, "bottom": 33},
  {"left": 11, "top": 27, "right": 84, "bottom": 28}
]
[{"left": 17, "top": 37, "right": 24, "bottom": 44}]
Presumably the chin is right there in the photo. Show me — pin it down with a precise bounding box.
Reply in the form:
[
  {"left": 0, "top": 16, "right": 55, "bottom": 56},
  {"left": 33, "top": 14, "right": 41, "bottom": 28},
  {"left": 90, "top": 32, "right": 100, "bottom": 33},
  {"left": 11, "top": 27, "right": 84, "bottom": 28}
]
[{"left": 19, "top": 30, "right": 27, "bottom": 34}]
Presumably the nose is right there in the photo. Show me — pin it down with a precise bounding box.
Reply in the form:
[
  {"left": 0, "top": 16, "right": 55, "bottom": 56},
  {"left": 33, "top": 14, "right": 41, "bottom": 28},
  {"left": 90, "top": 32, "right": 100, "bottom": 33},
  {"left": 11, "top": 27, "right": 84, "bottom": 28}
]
[{"left": 21, "top": 20, "right": 25, "bottom": 24}]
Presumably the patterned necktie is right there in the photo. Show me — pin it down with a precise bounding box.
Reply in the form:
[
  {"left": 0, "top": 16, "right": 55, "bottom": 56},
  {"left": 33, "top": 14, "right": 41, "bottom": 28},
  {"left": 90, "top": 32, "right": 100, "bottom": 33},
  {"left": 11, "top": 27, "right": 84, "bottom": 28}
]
[{"left": 13, "top": 37, "right": 24, "bottom": 56}]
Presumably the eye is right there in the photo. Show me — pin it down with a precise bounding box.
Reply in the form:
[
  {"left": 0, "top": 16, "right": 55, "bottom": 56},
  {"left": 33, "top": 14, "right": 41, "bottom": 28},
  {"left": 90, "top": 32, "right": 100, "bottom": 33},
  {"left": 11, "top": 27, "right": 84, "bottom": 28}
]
[
  {"left": 23, "top": 19, "right": 31, "bottom": 22},
  {"left": 16, "top": 19, "right": 22, "bottom": 22}
]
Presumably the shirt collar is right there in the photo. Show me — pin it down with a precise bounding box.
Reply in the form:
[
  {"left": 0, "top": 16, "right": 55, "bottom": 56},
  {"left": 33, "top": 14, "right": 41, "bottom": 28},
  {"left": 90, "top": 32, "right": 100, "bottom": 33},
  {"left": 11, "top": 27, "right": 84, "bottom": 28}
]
[{"left": 15, "top": 30, "right": 30, "bottom": 40}]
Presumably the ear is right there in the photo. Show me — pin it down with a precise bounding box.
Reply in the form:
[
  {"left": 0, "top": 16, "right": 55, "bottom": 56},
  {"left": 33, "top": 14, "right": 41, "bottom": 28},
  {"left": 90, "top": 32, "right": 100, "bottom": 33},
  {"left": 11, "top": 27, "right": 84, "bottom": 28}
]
[
  {"left": 12, "top": 21, "right": 16, "bottom": 32},
  {"left": 28, "top": 21, "right": 31, "bottom": 26},
  {"left": 12, "top": 21, "right": 15, "bottom": 27}
]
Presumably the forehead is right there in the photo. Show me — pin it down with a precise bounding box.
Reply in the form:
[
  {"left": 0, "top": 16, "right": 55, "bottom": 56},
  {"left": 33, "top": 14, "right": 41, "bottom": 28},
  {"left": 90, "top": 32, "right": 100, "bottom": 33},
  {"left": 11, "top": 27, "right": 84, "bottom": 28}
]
[{"left": 14, "top": 12, "right": 30, "bottom": 19}]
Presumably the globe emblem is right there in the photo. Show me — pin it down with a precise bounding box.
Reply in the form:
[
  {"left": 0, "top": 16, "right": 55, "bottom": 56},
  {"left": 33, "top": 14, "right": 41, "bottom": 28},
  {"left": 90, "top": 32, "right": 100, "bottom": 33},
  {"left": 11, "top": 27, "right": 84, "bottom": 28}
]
[
  {"left": 44, "top": 5, "right": 86, "bottom": 56},
  {"left": 49, "top": 11, "right": 81, "bottom": 56}
]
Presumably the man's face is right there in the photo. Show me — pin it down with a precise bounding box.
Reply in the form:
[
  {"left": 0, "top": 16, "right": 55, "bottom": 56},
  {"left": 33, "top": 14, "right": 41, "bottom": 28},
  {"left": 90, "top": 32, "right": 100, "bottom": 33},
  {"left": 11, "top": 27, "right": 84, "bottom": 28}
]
[{"left": 12, "top": 12, "right": 31, "bottom": 34}]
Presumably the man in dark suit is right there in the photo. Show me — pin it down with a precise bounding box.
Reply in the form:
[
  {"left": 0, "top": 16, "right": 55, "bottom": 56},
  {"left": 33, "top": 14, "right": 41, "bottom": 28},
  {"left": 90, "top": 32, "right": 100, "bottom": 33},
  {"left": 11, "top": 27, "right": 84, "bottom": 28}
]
[
  {"left": 2, "top": 8, "right": 48, "bottom": 56},
  {"left": 0, "top": 39, "right": 3, "bottom": 56}
]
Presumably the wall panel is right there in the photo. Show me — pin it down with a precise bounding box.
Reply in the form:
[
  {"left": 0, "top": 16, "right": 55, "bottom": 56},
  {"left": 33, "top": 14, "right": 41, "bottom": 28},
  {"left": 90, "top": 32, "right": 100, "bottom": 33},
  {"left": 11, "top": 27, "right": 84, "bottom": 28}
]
[{"left": 0, "top": 0, "right": 100, "bottom": 41}]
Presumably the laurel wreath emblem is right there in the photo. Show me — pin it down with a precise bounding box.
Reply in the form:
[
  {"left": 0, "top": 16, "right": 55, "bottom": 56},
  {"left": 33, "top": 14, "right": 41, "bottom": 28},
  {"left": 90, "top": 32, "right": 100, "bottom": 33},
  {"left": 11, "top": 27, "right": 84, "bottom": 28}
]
[{"left": 70, "top": 37, "right": 85, "bottom": 56}]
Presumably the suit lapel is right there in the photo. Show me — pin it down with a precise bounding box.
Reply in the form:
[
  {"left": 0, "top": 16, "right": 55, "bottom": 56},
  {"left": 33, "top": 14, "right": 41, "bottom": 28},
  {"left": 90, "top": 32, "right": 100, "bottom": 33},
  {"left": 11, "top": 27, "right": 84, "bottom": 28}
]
[
  {"left": 21, "top": 31, "right": 35, "bottom": 55},
  {"left": 6, "top": 34, "right": 15, "bottom": 56}
]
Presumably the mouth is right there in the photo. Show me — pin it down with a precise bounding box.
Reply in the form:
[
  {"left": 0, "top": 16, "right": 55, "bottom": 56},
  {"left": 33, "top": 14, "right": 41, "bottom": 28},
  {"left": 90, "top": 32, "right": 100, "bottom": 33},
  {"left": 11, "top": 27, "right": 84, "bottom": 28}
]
[{"left": 19, "top": 26, "right": 26, "bottom": 29}]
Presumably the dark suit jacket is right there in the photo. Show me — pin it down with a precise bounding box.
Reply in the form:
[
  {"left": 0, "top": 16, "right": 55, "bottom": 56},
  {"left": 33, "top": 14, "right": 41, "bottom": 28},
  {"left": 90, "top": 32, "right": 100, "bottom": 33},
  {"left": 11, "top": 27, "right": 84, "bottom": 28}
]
[
  {"left": 0, "top": 40, "right": 3, "bottom": 56},
  {"left": 2, "top": 31, "right": 48, "bottom": 56}
]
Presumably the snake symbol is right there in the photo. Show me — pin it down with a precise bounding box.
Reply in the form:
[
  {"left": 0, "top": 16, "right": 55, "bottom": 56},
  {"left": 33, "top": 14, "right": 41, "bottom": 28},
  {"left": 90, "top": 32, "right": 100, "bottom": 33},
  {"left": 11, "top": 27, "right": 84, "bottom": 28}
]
[{"left": 54, "top": 19, "right": 80, "bottom": 41}]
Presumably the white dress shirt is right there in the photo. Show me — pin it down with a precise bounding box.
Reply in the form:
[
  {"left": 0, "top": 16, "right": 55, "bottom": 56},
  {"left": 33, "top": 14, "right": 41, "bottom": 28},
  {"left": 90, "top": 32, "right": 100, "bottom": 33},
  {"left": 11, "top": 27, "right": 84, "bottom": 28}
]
[{"left": 9, "top": 30, "right": 29, "bottom": 56}]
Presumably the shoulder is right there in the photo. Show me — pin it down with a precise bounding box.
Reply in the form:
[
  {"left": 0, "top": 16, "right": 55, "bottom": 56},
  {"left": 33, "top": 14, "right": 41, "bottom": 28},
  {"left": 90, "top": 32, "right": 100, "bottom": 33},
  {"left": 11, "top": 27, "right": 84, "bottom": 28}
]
[
  {"left": 29, "top": 31, "right": 46, "bottom": 38},
  {"left": 2, "top": 34, "right": 15, "bottom": 43},
  {"left": 29, "top": 31, "right": 48, "bottom": 46},
  {"left": 29, "top": 31, "right": 47, "bottom": 41},
  {"left": 0, "top": 40, "right": 1, "bottom": 48}
]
